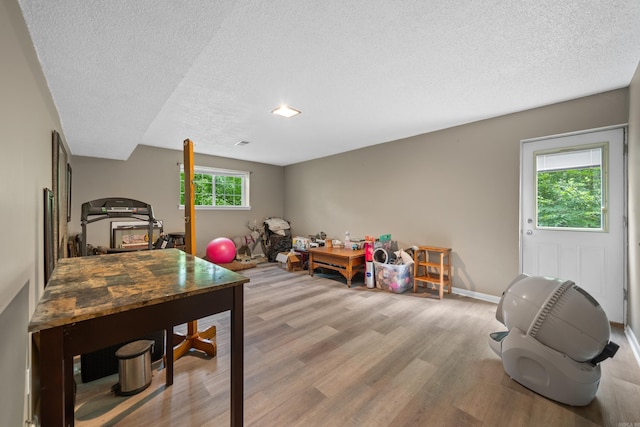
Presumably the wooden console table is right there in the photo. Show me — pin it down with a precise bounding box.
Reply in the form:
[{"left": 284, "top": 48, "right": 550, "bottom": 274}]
[
  {"left": 28, "top": 249, "right": 249, "bottom": 427},
  {"left": 308, "top": 247, "right": 366, "bottom": 287}
]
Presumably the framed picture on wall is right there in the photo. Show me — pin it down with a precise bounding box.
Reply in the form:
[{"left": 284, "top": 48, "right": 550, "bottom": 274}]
[
  {"left": 52, "top": 130, "right": 68, "bottom": 260},
  {"left": 66, "top": 164, "right": 72, "bottom": 222},
  {"left": 43, "top": 188, "right": 55, "bottom": 284}
]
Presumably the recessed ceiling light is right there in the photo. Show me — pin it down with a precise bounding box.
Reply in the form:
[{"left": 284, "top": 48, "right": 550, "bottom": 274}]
[
  {"left": 271, "top": 105, "right": 301, "bottom": 118},
  {"left": 235, "top": 140, "right": 250, "bottom": 146}
]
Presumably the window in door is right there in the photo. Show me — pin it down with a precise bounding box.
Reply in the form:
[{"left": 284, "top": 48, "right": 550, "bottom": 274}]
[{"left": 535, "top": 144, "right": 607, "bottom": 231}]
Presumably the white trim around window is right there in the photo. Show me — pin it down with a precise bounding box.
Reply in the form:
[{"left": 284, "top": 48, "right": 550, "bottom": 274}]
[{"left": 179, "top": 164, "right": 251, "bottom": 210}]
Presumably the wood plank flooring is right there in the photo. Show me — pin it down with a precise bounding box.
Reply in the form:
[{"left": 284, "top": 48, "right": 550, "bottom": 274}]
[{"left": 73, "top": 265, "right": 640, "bottom": 426}]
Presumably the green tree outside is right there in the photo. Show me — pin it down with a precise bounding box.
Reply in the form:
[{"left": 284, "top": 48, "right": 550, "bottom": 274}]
[
  {"left": 180, "top": 172, "right": 242, "bottom": 206},
  {"left": 537, "top": 167, "right": 602, "bottom": 228}
]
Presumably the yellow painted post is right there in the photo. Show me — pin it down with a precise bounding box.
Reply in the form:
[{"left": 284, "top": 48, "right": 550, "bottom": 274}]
[{"left": 173, "top": 139, "right": 217, "bottom": 361}]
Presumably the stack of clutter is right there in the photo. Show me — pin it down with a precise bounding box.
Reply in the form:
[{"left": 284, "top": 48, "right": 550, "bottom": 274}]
[{"left": 373, "top": 244, "right": 415, "bottom": 293}]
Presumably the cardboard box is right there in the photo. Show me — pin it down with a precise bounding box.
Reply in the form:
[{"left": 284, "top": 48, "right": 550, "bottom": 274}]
[{"left": 275, "top": 252, "right": 302, "bottom": 271}]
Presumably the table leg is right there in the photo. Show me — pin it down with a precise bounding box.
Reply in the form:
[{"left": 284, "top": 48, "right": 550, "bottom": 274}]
[
  {"left": 64, "top": 354, "right": 74, "bottom": 424},
  {"left": 165, "top": 327, "right": 174, "bottom": 386},
  {"left": 309, "top": 254, "right": 314, "bottom": 276},
  {"left": 39, "top": 327, "right": 65, "bottom": 427},
  {"left": 230, "top": 285, "right": 244, "bottom": 427}
]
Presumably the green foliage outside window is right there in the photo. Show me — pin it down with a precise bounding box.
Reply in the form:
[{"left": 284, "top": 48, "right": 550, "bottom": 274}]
[
  {"left": 180, "top": 172, "right": 244, "bottom": 207},
  {"left": 215, "top": 175, "right": 242, "bottom": 206},
  {"left": 537, "top": 167, "right": 602, "bottom": 229}
]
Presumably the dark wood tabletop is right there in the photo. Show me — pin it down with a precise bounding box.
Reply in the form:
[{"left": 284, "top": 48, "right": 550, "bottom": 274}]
[{"left": 29, "top": 248, "right": 248, "bottom": 332}]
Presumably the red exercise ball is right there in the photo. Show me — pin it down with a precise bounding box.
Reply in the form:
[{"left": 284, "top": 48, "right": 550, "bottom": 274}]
[{"left": 206, "top": 237, "right": 236, "bottom": 263}]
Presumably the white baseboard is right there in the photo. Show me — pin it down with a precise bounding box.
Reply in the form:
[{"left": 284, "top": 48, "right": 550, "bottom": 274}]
[
  {"left": 625, "top": 326, "right": 640, "bottom": 369},
  {"left": 452, "top": 287, "right": 500, "bottom": 304}
]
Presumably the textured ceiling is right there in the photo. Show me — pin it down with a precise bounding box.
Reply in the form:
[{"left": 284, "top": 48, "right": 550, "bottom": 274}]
[{"left": 18, "top": 1, "right": 640, "bottom": 166}]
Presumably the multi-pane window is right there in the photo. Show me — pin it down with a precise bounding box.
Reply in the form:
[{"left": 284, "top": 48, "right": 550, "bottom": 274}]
[
  {"left": 535, "top": 145, "right": 606, "bottom": 230},
  {"left": 179, "top": 165, "right": 250, "bottom": 209}
]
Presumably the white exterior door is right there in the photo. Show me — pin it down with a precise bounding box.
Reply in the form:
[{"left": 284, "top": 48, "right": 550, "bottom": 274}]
[{"left": 520, "top": 126, "right": 626, "bottom": 324}]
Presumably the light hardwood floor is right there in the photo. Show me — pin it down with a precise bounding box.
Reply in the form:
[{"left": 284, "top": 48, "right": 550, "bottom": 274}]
[{"left": 74, "top": 264, "right": 640, "bottom": 426}]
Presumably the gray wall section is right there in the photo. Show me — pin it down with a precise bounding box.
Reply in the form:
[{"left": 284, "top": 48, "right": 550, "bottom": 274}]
[
  {"left": 1, "top": 0, "right": 66, "bottom": 424},
  {"left": 283, "top": 89, "right": 629, "bottom": 299},
  {"left": 0, "top": 285, "right": 29, "bottom": 427},
  {"left": 70, "top": 144, "right": 284, "bottom": 257},
  {"left": 628, "top": 62, "right": 640, "bottom": 337}
]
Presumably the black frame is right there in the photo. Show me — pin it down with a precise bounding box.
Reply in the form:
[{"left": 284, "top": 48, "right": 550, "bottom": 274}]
[
  {"left": 66, "top": 164, "right": 72, "bottom": 222},
  {"left": 52, "top": 130, "right": 67, "bottom": 260},
  {"left": 43, "top": 188, "right": 55, "bottom": 284}
]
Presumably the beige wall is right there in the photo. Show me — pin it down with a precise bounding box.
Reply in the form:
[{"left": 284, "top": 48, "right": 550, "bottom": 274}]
[
  {"left": 0, "top": 0, "right": 67, "bottom": 424},
  {"left": 628, "top": 62, "right": 640, "bottom": 340},
  {"left": 70, "top": 145, "right": 284, "bottom": 256},
  {"left": 2, "top": 0, "right": 639, "bottom": 423},
  {"left": 284, "top": 89, "right": 629, "bottom": 299}
]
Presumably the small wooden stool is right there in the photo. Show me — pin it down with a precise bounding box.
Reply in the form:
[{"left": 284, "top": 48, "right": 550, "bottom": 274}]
[{"left": 413, "top": 246, "right": 452, "bottom": 299}]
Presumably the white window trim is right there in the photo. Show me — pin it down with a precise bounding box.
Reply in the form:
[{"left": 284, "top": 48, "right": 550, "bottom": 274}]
[{"left": 179, "top": 164, "right": 251, "bottom": 210}]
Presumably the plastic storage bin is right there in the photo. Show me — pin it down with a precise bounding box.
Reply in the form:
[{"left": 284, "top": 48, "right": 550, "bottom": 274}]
[{"left": 374, "top": 261, "right": 414, "bottom": 293}]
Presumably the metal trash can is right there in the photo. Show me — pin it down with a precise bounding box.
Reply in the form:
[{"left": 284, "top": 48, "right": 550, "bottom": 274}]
[{"left": 115, "top": 339, "right": 155, "bottom": 395}]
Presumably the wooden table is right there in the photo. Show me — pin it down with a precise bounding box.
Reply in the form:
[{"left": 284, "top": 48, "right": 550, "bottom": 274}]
[
  {"left": 28, "top": 249, "right": 249, "bottom": 427},
  {"left": 308, "top": 247, "right": 366, "bottom": 287}
]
